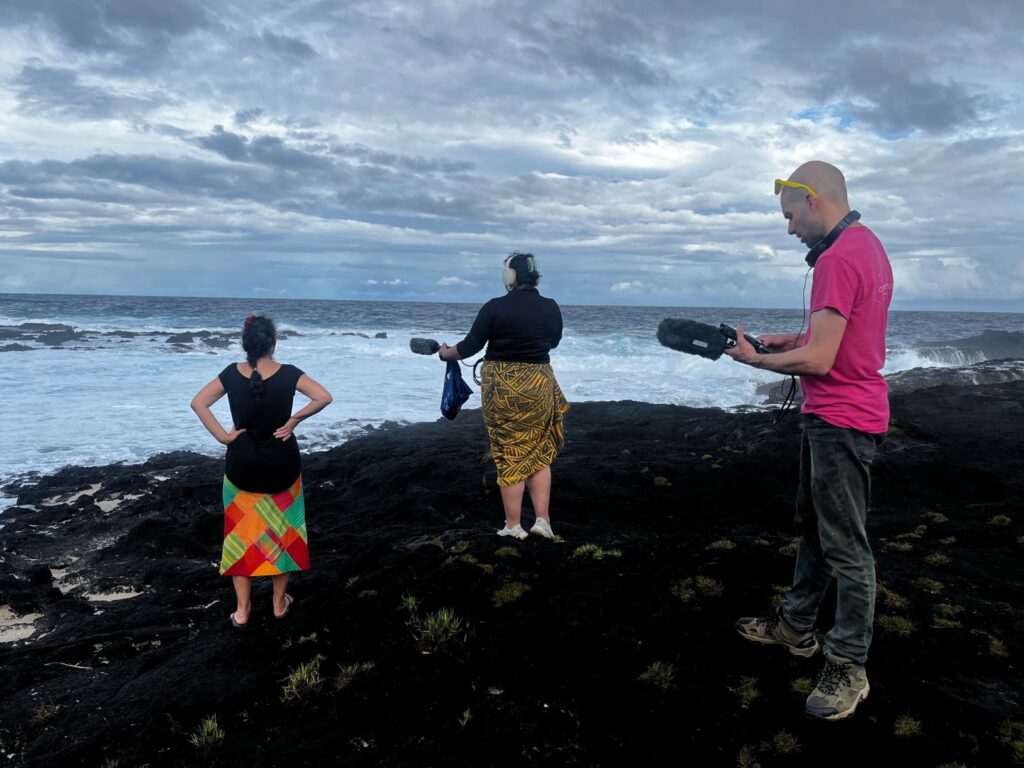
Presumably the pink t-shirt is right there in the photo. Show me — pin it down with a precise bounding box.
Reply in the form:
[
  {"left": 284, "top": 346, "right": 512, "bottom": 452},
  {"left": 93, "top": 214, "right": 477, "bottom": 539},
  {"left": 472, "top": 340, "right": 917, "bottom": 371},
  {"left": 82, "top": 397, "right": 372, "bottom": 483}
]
[{"left": 800, "top": 225, "right": 893, "bottom": 434}]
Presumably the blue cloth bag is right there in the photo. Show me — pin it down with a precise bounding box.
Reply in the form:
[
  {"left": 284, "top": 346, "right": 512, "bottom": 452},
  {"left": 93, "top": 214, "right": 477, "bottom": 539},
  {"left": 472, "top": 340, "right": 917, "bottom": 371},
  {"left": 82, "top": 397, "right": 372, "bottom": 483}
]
[{"left": 441, "top": 360, "right": 473, "bottom": 420}]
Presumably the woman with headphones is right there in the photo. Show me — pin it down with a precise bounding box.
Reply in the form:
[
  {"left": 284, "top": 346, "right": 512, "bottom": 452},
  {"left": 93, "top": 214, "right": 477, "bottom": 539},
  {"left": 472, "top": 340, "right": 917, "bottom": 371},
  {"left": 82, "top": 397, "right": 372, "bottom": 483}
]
[{"left": 439, "top": 252, "right": 568, "bottom": 540}]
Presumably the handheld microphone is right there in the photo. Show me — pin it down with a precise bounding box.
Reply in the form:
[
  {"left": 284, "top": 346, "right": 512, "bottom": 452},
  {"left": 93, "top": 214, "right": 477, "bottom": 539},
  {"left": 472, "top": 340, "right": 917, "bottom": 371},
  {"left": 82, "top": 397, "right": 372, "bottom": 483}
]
[
  {"left": 410, "top": 337, "right": 441, "bottom": 355},
  {"left": 657, "top": 318, "right": 771, "bottom": 360}
]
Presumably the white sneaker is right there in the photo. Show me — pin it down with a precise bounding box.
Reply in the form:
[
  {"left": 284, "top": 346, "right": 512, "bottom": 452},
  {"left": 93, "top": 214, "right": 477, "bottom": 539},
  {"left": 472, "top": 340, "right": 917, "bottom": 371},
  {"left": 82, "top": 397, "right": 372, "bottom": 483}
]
[
  {"left": 529, "top": 518, "right": 554, "bottom": 540},
  {"left": 497, "top": 524, "right": 528, "bottom": 540}
]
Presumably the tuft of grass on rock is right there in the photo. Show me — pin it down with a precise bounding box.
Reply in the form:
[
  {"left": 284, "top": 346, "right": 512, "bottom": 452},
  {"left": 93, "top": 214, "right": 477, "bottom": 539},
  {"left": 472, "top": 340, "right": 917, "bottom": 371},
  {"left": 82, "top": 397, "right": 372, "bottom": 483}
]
[
  {"left": 777, "top": 539, "right": 800, "bottom": 557},
  {"left": 281, "top": 655, "right": 325, "bottom": 702},
  {"left": 707, "top": 538, "right": 736, "bottom": 551},
  {"left": 333, "top": 661, "right": 375, "bottom": 691},
  {"left": 877, "top": 615, "right": 915, "bottom": 636},
  {"left": 400, "top": 592, "right": 419, "bottom": 613},
  {"left": 913, "top": 577, "right": 944, "bottom": 594},
  {"left": 878, "top": 584, "right": 908, "bottom": 610},
  {"left": 734, "top": 676, "right": 760, "bottom": 706},
  {"left": 458, "top": 709, "right": 472, "bottom": 728},
  {"left": 495, "top": 546, "right": 520, "bottom": 558},
  {"left": 357, "top": 589, "right": 378, "bottom": 599},
  {"left": 772, "top": 731, "right": 800, "bottom": 754},
  {"left": 672, "top": 575, "right": 723, "bottom": 604},
  {"left": 924, "top": 511, "right": 948, "bottom": 524},
  {"left": 450, "top": 540, "right": 470, "bottom": 554},
  {"left": 188, "top": 715, "right": 225, "bottom": 751},
  {"left": 477, "top": 563, "right": 495, "bottom": 574},
  {"left": 417, "top": 608, "right": 466, "bottom": 652},
  {"left": 753, "top": 538, "right": 772, "bottom": 547},
  {"left": 894, "top": 714, "right": 922, "bottom": 736},
  {"left": 932, "top": 602, "right": 964, "bottom": 628},
  {"left": 298, "top": 632, "right": 318, "bottom": 644},
  {"left": 924, "top": 552, "right": 951, "bottom": 567},
  {"left": 444, "top": 554, "right": 479, "bottom": 567},
  {"left": 653, "top": 476, "right": 672, "bottom": 487},
  {"left": 939, "top": 536, "right": 957, "bottom": 545},
  {"left": 492, "top": 581, "right": 530, "bottom": 607},
  {"left": 637, "top": 661, "right": 675, "bottom": 690},
  {"left": 988, "top": 514, "right": 1012, "bottom": 526},
  {"left": 999, "top": 721, "right": 1024, "bottom": 762},
  {"left": 31, "top": 701, "right": 60, "bottom": 725},
  {"left": 988, "top": 636, "right": 1009, "bottom": 657},
  {"left": 572, "top": 543, "right": 622, "bottom": 560},
  {"left": 345, "top": 575, "right": 359, "bottom": 589},
  {"left": 736, "top": 745, "right": 762, "bottom": 768},
  {"left": 895, "top": 529, "right": 925, "bottom": 541},
  {"left": 671, "top": 579, "right": 696, "bottom": 604},
  {"left": 694, "top": 575, "right": 723, "bottom": 597},
  {"left": 791, "top": 678, "right": 814, "bottom": 696},
  {"left": 884, "top": 540, "right": 914, "bottom": 553}
]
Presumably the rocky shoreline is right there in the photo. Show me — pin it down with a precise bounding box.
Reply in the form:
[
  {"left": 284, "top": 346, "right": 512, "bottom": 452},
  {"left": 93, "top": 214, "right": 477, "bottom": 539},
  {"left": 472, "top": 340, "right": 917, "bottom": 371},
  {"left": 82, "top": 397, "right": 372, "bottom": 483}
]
[{"left": 1, "top": 378, "right": 1023, "bottom": 767}]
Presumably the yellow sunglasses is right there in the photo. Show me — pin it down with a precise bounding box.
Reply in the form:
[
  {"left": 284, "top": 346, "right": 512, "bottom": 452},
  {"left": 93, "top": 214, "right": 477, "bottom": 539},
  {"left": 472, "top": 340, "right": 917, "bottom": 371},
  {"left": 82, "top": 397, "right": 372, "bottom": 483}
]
[{"left": 774, "top": 178, "right": 818, "bottom": 198}]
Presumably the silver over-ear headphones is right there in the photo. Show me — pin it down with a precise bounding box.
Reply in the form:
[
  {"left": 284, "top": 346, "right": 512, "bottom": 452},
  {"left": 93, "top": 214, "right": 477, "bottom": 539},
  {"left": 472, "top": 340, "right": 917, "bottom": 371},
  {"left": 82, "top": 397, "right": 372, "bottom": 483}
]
[
  {"left": 501, "top": 254, "right": 538, "bottom": 292},
  {"left": 502, "top": 255, "right": 517, "bottom": 292}
]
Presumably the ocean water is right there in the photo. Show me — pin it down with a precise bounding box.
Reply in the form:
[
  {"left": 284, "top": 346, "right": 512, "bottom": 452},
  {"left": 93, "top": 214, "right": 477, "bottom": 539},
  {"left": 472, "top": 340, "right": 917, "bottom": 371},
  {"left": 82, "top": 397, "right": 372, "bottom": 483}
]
[{"left": 1, "top": 293, "right": 1022, "bottom": 507}]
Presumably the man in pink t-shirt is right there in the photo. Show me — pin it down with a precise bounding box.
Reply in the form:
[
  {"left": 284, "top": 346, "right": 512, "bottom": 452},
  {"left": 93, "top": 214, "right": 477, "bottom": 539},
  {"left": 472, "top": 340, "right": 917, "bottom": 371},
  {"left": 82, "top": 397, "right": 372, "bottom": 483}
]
[{"left": 726, "top": 161, "right": 893, "bottom": 722}]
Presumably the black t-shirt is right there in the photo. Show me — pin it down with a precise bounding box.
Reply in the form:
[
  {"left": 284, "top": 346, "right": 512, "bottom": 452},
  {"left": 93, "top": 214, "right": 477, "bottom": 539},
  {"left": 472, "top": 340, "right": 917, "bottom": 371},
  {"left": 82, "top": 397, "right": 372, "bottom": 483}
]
[
  {"left": 455, "top": 287, "right": 563, "bottom": 363},
  {"left": 218, "top": 363, "right": 304, "bottom": 493}
]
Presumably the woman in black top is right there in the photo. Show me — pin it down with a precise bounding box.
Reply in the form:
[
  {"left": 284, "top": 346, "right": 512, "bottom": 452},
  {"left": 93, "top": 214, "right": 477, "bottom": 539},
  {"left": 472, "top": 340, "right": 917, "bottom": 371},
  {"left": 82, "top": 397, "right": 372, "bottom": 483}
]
[
  {"left": 440, "top": 252, "right": 568, "bottom": 541},
  {"left": 191, "top": 315, "right": 332, "bottom": 628}
]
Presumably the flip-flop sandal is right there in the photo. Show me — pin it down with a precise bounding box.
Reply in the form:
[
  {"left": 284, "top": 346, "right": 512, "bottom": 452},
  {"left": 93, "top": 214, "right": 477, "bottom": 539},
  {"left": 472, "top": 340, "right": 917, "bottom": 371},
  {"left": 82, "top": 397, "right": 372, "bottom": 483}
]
[
  {"left": 230, "top": 611, "right": 249, "bottom": 629},
  {"left": 275, "top": 594, "right": 294, "bottom": 619}
]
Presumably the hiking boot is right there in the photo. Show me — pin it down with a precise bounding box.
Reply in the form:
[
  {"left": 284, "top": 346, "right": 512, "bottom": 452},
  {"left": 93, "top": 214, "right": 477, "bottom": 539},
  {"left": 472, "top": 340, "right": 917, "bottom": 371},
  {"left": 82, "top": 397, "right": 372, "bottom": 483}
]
[
  {"left": 805, "top": 651, "right": 870, "bottom": 721},
  {"left": 735, "top": 607, "right": 819, "bottom": 657}
]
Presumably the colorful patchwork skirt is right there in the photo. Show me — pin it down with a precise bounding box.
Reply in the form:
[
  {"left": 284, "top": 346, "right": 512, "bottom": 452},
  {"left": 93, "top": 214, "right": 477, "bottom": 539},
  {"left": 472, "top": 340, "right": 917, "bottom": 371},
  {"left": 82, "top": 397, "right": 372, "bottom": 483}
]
[
  {"left": 220, "top": 475, "right": 309, "bottom": 576},
  {"left": 481, "top": 361, "right": 569, "bottom": 487}
]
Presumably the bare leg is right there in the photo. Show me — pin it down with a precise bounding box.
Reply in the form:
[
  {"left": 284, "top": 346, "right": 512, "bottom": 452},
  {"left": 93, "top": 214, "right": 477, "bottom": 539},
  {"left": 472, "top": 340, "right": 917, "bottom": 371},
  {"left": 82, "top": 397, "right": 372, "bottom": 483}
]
[
  {"left": 499, "top": 481, "right": 526, "bottom": 528},
  {"left": 525, "top": 466, "right": 552, "bottom": 523},
  {"left": 231, "top": 576, "right": 252, "bottom": 624},
  {"left": 272, "top": 573, "right": 291, "bottom": 617}
]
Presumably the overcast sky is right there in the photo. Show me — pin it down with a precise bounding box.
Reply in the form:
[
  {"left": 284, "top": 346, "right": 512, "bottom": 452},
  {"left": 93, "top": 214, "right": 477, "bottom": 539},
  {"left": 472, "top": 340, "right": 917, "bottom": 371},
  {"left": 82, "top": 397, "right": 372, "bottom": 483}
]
[{"left": 1, "top": 1, "right": 1022, "bottom": 310}]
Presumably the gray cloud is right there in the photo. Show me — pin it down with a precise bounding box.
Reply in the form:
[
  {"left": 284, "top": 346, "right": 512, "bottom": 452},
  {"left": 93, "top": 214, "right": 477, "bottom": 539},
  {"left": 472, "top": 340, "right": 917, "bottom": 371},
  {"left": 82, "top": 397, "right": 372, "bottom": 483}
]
[
  {"left": 1, "top": 249, "right": 145, "bottom": 263},
  {"left": 814, "top": 45, "right": 982, "bottom": 135},
  {"left": 234, "top": 108, "right": 266, "bottom": 127},
  {"left": 0, "top": 0, "right": 1021, "bottom": 308},
  {"left": 14, "top": 65, "right": 164, "bottom": 120},
  {"left": 260, "top": 30, "right": 317, "bottom": 60},
  {"left": 0, "top": 0, "right": 211, "bottom": 53}
]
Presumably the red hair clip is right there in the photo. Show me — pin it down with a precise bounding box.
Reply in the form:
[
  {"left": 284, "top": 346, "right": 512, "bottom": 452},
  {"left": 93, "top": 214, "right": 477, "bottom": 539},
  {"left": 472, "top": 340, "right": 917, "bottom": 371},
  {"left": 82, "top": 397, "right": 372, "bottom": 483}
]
[{"left": 244, "top": 315, "right": 255, "bottom": 326}]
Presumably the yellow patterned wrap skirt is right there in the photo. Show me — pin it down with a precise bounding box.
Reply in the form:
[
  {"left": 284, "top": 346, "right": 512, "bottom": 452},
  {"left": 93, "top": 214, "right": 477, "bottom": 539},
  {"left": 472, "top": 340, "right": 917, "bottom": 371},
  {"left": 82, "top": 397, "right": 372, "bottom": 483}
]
[{"left": 481, "top": 361, "right": 569, "bottom": 487}]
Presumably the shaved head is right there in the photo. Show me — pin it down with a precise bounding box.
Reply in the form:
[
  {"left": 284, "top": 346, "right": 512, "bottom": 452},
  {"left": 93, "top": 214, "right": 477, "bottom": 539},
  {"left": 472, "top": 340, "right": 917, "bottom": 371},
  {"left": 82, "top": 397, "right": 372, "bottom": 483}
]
[
  {"left": 787, "top": 161, "right": 850, "bottom": 208},
  {"left": 778, "top": 160, "right": 856, "bottom": 247}
]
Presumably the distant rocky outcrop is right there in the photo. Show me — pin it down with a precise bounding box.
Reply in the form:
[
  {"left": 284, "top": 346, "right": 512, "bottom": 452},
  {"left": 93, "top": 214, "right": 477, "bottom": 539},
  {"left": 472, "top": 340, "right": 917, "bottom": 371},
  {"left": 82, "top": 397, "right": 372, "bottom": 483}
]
[
  {"left": 0, "top": 323, "right": 305, "bottom": 354},
  {"left": 916, "top": 330, "right": 1024, "bottom": 362},
  {"left": 757, "top": 357, "right": 1024, "bottom": 404}
]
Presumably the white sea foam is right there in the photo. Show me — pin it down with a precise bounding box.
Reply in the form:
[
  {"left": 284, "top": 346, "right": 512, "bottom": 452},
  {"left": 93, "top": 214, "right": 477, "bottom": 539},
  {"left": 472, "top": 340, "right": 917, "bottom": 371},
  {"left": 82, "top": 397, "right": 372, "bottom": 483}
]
[{"left": 2, "top": 297, "right": 1021, "bottom": 510}]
